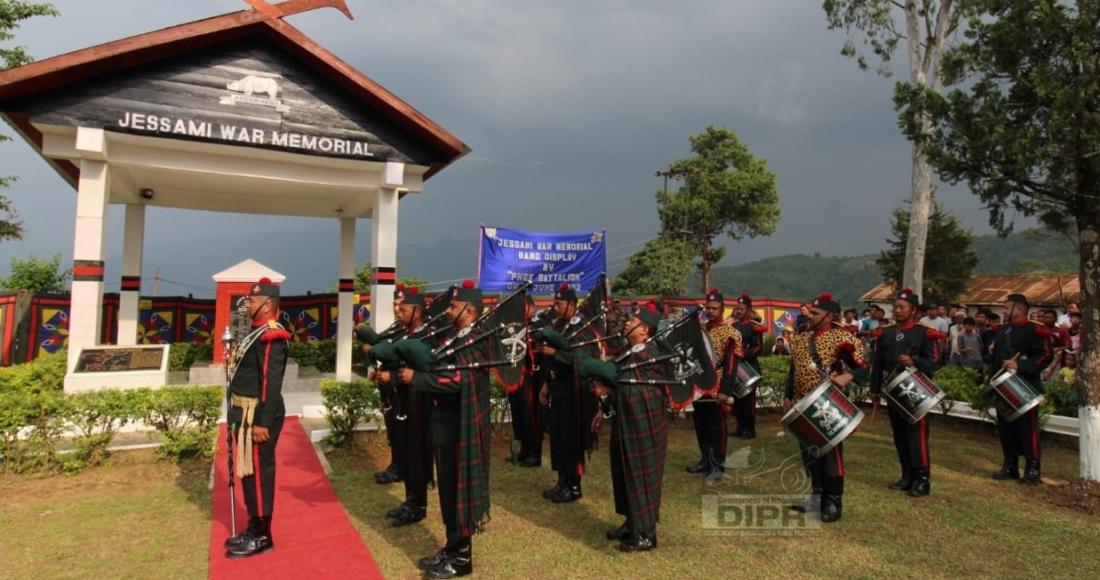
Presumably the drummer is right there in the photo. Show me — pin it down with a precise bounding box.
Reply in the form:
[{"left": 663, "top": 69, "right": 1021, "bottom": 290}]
[
  {"left": 869, "top": 288, "right": 944, "bottom": 497},
  {"left": 783, "top": 292, "right": 867, "bottom": 523},
  {"left": 989, "top": 293, "right": 1054, "bottom": 485}
]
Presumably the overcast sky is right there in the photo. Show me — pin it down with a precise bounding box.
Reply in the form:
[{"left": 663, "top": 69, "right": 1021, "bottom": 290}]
[{"left": 0, "top": 0, "right": 1017, "bottom": 295}]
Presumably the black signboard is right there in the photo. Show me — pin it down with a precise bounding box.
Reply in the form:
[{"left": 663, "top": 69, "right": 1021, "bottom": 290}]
[{"left": 18, "top": 38, "right": 439, "bottom": 165}]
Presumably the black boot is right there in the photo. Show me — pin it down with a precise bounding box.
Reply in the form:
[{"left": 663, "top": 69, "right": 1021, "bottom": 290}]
[
  {"left": 224, "top": 516, "right": 260, "bottom": 549},
  {"left": 685, "top": 460, "right": 708, "bottom": 474},
  {"left": 1023, "top": 460, "right": 1042, "bottom": 486},
  {"left": 618, "top": 531, "right": 657, "bottom": 552},
  {"left": 418, "top": 548, "right": 451, "bottom": 571},
  {"left": 605, "top": 520, "right": 632, "bottom": 541},
  {"left": 820, "top": 495, "right": 843, "bottom": 523},
  {"left": 992, "top": 459, "right": 1020, "bottom": 481},
  {"left": 392, "top": 505, "right": 427, "bottom": 527},
  {"left": 908, "top": 469, "right": 931, "bottom": 497},
  {"left": 740, "top": 417, "right": 756, "bottom": 439},
  {"left": 542, "top": 473, "right": 565, "bottom": 499},
  {"left": 386, "top": 502, "right": 412, "bottom": 519},
  {"left": 551, "top": 477, "right": 582, "bottom": 503},
  {"left": 226, "top": 515, "right": 274, "bottom": 558},
  {"left": 374, "top": 464, "right": 401, "bottom": 485},
  {"left": 519, "top": 453, "right": 542, "bottom": 468},
  {"left": 424, "top": 541, "right": 472, "bottom": 579},
  {"left": 889, "top": 468, "right": 913, "bottom": 491}
]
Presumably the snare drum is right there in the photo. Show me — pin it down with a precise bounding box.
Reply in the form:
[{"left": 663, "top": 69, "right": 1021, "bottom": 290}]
[
  {"left": 986, "top": 369, "right": 1044, "bottom": 423},
  {"left": 781, "top": 380, "right": 864, "bottom": 457},
  {"left": 732, "top": 360, "right": 762, "bottom": 399},
  {"left": 882, "top": 367, "right": 946, "bottom": 424}
]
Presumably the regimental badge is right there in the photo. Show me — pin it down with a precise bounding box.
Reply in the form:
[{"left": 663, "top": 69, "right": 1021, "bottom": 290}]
[
  {"left": 500, "top": 323, "right": 528, "bottom": 365},
  {"left": 457, "top": 326, "right": 472, "bottom": 338},
  {"left": 673, "top": 345, "right": 703, "bottom": 381},
  {"left": 895, "top": 331, "right": 906, "bottom": 343},
  {"left": 631, "top": 343, "right": 646, "bottom": 354},
  {"left": 569, "top": 315, "right": 582, "bottom": 326}
]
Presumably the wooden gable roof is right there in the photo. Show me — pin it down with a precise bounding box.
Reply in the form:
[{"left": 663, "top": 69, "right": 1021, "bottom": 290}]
[{"left": 0, "top": 6, "right": 468, "bottom": 184}]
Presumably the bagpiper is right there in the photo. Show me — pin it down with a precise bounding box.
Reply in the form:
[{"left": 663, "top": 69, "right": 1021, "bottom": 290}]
[
  {"left": 582, "top": 303, "right": 669, "bottom": 552},
  {"left": 375, "top": 287, "right": 435, "bottom": 526},
  {"left": 538, "top": 284, "right": 604, "bottom": 504},
  {"left": 361, "top": 283, "right": 407, "bottom": 486},
  {"left": 399, "top": 280, "right": 492, "bottom": 579}
]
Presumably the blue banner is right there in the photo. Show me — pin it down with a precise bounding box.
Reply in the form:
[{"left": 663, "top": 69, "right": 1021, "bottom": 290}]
[{"left": 478, "top": 226, "right": 607, "bottom": 295}]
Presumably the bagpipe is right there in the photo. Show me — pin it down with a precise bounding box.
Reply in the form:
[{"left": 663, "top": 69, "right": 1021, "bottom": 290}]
[
  {"left": 571, "top": 304, "right": 717, "bottom": 411},
  {"left": 387, "top": 284, "right": 531, "bottom": 381},
  {"left": 406, "top": 286, "right": 459, "bottom": 341},
  {"left": 533, "top": 274, "right": 620, "bottom": 354}
]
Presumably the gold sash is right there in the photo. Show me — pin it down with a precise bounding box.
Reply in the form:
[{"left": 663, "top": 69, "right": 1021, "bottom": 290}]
[{"left": 231, "top": 394, "right": 259, "bottom": 478}]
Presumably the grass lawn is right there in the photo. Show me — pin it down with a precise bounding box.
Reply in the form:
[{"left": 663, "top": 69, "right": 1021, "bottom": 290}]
[
  {"left": 329, "top": 411, "right": 1100, "bottom": 580},
  {"left": 0, "top": 451, "right": 211, "bottom": 580}
]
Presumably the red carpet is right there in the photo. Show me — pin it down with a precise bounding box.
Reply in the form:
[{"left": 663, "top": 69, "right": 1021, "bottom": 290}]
[{"left": 208, "top": 417, "right": 382, "bottom": 579}]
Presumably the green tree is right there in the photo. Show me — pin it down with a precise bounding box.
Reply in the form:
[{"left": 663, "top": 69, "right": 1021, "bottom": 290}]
[
  {"left": 0, "top": 1, "right": 59, "bottom": 242},
  {"left": 1, "top": 253, "right": 69, "bottom": 293},
  {"left": 894, "top": 0, "right": 1100, "bottom": 480},
  {"left": 657, "top": 126, "right": 780, "bottom": 292},
  {"left": 876, "top": 202, "right": 978, "bottom": 305},
  {"left": 611, "top": 236, "right": 694, "bottom": 297},
  {"left": 824, "top": 1, "right": 979, "bottom": 298}
]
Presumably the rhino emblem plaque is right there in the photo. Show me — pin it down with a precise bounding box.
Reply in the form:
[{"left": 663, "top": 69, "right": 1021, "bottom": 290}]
[{"left": 220, "top": 74, "right": 290, "bottom": 113}]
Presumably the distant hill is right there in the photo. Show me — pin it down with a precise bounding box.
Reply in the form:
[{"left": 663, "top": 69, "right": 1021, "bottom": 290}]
[
  {"left": 971, "top": 228, "right": 1077, "bottom": 275},
  {"left": 699, "top": 229, "right": 1078, "bottom": 307},
  {"left": 701, "top": 254, "right": 879, "bottom": 310}
]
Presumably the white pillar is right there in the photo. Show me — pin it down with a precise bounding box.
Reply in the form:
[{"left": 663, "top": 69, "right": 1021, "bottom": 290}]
[
  {"left": 67, "top": 128, "right": 111, "bottom": 374},
  {"left": 336, "top": 217, "right": 356, "bottom": 382},
  {"left": 117, "top": 204, "right": 145, "bottom": 346},
  {"left": 370, "top": 162, "right": 403, "bottom": 332}
]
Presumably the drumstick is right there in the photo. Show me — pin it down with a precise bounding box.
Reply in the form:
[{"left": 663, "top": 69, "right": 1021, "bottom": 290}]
[{"left": 870, "top": 397, "right": 877, "bottom": 424}]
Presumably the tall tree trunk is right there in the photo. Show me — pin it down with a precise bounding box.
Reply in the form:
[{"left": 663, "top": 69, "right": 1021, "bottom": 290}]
[
  {"left": 1078, "top": 216, "right": 1100, "bottom": 481},
  {"left": 903, "top": 140, "right": 933, "bottom": 296},
  {"left": 701, "top": 234, "right": 711, "bottom": 294}
]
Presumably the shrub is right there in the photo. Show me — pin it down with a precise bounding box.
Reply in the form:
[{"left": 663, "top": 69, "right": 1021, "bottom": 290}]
[
  {"left": 320, "top": 379, "right": 379, "bottom": 448},
  {"left": 289, "top": 339, "right": 337, "bottom": 373},
  {"left": 0, "top": 350, "right": 67, "bottom": 395},
  {"left": 138, "top": 386, "right": 221, "bottom": 461},
  {"left": 934, "top": 365, "right": 984, "bottom": 417},
  {"left": 757, "top": 355, "right": 789, "bottom": 409},
  {"left": 1044, "top": 379, "right": 1077, "bottom": 417},
  {"left": 168, "top": 343, "right": 214, "bottom": 372},
  {"left": 65, "top": 389, "right": 137, "bottom": 468},
  {"left": 0, "top": 389, "right": 70, "bottom": 473}
]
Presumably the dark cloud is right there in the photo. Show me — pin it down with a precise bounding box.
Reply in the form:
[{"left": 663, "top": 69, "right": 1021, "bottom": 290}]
[{"left": 0, "top": 0, "right": 1016, "bottom": 295}]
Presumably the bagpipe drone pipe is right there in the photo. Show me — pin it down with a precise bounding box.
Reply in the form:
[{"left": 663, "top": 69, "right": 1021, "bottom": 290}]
[
  {"left": 616, "top": 306, "right": 718, "bottom": 411},
  {"left": 388, "top": 284, "right": 531, "bottom": 378}
]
